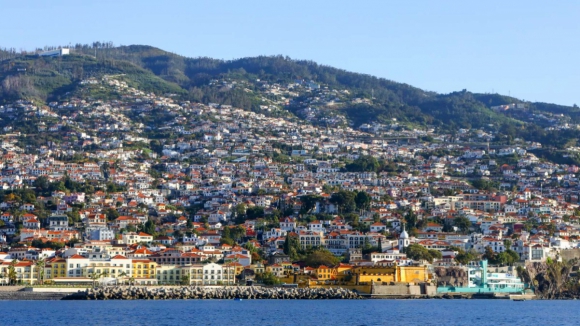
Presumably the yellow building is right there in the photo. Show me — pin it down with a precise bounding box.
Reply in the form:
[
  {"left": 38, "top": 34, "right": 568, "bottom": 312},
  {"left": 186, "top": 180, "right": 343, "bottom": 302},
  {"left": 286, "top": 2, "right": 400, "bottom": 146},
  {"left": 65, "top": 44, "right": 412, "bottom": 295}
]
[
  {"left": 397, "top": 265, "right": 429, "bottom": 283},
  {"left": 303, "top": 264, "right": 430, "bottom": 288},
  {"left": 250, "top": 262, "right": 265, "bottom": 274},
  {"left": 0, "top": 260, "right": 38, "bottom": 285},
  {"left": 266, "top": 264, "right": 284, "bottom": 277},
  {"left": 280, "top": 262, "right": 295, "bottom": 275},
  {"left": 131, "top": 259, "right": 157, "bottom": 283},
  {"left": 224, "top": 262, "right": 244, "bottom": 277},
  {"left": 351, "top": 265, "right": 429, "bottom": 285},
  {"left": 315, "top": 265, "right": 337, "bottom": 281},
  {"left": 50, "top": 258, "right": 67, "bottom": 279}
]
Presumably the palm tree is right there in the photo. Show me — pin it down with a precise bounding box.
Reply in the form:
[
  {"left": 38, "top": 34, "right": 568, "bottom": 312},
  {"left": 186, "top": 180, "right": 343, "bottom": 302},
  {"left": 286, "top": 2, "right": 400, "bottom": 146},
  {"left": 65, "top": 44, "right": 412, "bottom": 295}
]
[
  {"left": 101, "top": 270, "right": 110, "bottom": 286},
  {"left": 90, "top": 272, "right": 100, "bottom": 288},
  {"left": 181, "top": 274, "right": 189, "bottom": 285},
  {"left": 118, "top": 271, "right": 128, "bottom": 286},
  {"left": 8, "top": 259, "right": 17, "bottom": 285},
  {"left": 1, "top": 270, "right": 7, "bottom": 285},
  {"left": 35, "top": 258, "right": 46, "bottom": 285}
]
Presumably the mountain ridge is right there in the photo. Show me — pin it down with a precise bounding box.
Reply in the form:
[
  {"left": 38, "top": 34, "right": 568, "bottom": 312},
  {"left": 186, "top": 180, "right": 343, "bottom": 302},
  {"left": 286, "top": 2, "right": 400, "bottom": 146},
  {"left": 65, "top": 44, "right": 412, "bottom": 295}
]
[{"left": 0, "top": 44, "right": 578, "bottom": 148}]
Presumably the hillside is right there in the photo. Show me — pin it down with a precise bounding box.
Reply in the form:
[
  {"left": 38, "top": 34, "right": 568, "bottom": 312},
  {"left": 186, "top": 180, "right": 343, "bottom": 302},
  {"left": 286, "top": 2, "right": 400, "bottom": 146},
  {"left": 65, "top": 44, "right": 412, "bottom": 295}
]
[
  {"left": 0, "top": 44, "right": 578, "bottom": 148},
  {"left": 0, "top": 51, "right": 185, "bottom": 102}
]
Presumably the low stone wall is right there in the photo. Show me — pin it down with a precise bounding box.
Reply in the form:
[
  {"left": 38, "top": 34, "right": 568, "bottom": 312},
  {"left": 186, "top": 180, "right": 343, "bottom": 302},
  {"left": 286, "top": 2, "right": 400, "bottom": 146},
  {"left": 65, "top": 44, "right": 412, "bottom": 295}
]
[
  {"left": 372, "top": 284, "right": 414, "bottom": 296},
  {"left": 370, "top": 283, "right": 437, "bottom": 297},
  {"left": 0, "top": 291, "right": 66, "bottom": 300},
  {"left": 0, "top": 286, "right": 25, "bottom": 292},
  {"left": 63, "top": 286, "right": 363, "bottom": 300},
  {"left": 24, "top": 287, "right": 88, "bottom": 293}
]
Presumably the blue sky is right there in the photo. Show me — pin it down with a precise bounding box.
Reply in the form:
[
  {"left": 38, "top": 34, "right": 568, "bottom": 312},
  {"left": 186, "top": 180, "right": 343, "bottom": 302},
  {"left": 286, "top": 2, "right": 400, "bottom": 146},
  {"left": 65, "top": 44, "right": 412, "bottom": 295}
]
[{"left": 1, "top": 0, "right": 578, "bottom": 105}]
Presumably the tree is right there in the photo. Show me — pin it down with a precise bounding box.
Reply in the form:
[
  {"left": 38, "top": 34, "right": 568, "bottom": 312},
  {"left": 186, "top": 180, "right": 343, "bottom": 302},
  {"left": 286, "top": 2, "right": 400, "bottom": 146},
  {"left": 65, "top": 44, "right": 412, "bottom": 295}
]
[
  {"left": 299, "top": 195, "right": 321, "bottom": 214},
  {"left": 5, "top": 193, "right": 21, "bottom": 203},
  {"left": 330, "top": 190, "right": 356, "bottom": 213},
  {"left": 361, "top": 239, "right": 380, "bottom": 255},
  {"left": 304, "top": 248, "right": 340, "bottom": 267},
  {"left": 22, "top": 189, "right": 37, "bottom": 204},
  {"left": 405, "top": 244, "right": 440, "bottom": 263},
  {"left": 496, "top": 249, "right": 519, "bottom": 266},
  {"left": 259, "top": 272, "right": 282, "bottom": 286},
  {"left": 355, "top": 191, "right": 371, "bottom": 211},
  {"left": 545, "top": 223, "right": 557, "bottom": 237},
  {"left": 246, "top": 206, "right": 264, "bottom": 220},
  {"left": 222, "top": 226, "right": 232, "bottom": 239},
  {"left": 142, "top": 220, "right": 156, "bottom": 236},
  {"left": 221, "top": 227, "right": 235, "bottom": 245},
  {"left": 118, "top": 271, "right": 128, "bottom": 285},
  {"left": 90, "top": 272, "right": 101, "bottom": 288},
  {"left": 34, "top": 176, "right": 50, "bottom": 193},
  {"left": 283, "top": 234, "right": 300, "bottom": 260},
  {"left": 482, "top": 246, "right": 497, "bottom": 264},
  {"left": 405, "top": 211, "right": 418, "bottom": 229},
  {"left": 428, "top": 249, "right": 443, "bottom": 261},
  {"left": 234, "top": 204, "right": 246, "bottom": 219},
  {"left": 67, "top": 210, "right": 81, "bottom": 224},
  {"left": 343, "top": 213, "right": 360, "bottom": 228},
  {"left": 230, "top": 225, "right": 246, "bottom": 242},
  {"left": 454, "top": 248, "right": 478, "bottom": 265},
  {"left": 471, "top": 178, "right": 498, "bottom": 191},
  {"left": 503, "top": 239, "right": 512, "bottom": 250},
  {"left": 8, "top": 259, "right": 17, "bottom": 285},
  {"left": 243, "top": 242, "right": 256, "bottom": 254},
  {"left": 453, "top": 216, "right": 472, "bottom": 233},
  {"left": 345, "top": 155, "right": 379, "bottom": 172},
  {"left": 105, "top": 208, "right": 119, "bottom": 221},
  {"left": 35, "top": 258, "right": 46, "bottom": 285}
]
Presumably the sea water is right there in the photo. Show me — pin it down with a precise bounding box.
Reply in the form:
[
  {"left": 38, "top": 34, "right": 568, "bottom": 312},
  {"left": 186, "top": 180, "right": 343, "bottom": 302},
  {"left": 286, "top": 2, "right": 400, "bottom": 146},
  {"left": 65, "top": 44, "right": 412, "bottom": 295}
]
[{"left": 2, "top": 299, "right": 578, "bottom": 326}]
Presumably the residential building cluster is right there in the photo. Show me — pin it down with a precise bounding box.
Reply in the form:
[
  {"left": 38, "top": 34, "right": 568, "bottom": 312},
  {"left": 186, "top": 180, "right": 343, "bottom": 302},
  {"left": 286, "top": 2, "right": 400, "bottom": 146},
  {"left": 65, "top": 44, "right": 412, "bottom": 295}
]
[{"left": 0, "top": 75, "right": 579, "bottom": 287}]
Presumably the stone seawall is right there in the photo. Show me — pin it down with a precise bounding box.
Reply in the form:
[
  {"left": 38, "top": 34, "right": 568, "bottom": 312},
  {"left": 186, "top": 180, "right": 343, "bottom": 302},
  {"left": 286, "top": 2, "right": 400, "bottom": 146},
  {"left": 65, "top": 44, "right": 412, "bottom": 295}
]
[
  {"left": 63, "top": 286, "right": 363, "bottom": 300},
  {"left": 0, "top": 291, "right": 67, "bottom": 300}
]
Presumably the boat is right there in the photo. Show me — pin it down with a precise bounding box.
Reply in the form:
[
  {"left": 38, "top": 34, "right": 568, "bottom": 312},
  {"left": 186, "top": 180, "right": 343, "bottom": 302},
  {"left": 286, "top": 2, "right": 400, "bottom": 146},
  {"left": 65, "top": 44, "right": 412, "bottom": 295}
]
[{"left": 234, "top": 298, "right": 243, "bottom": 301}]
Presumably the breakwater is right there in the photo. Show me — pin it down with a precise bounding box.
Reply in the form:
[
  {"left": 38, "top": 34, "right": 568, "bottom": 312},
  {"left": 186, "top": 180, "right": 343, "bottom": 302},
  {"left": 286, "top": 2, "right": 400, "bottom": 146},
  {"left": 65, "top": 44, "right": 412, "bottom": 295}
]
[{"left": 63, "top": 286, "right": 362, "bottom": 300}]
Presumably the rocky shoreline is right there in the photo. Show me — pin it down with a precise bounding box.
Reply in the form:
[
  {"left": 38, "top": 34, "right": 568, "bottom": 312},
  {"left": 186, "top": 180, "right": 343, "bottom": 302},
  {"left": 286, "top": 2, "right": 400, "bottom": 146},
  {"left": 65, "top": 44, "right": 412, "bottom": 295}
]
[{"left": 62, "top": 286, "right": 363, "bottom": 300}]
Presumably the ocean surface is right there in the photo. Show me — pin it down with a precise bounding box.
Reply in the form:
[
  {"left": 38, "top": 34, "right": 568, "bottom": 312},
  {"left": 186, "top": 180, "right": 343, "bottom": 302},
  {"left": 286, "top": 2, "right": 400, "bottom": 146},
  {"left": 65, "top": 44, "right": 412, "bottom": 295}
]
[{"left": 3, "top": 299, "right": 580, "bottom": 326}]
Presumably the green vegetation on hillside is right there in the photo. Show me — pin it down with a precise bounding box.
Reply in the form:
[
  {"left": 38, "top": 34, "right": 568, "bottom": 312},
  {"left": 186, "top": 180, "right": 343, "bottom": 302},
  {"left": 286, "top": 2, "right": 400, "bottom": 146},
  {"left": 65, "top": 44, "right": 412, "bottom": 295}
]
[
  {"left": 1, "top": 43, "right": 578, "bottom": 147},
  {"left": 0, "top": 52, "right": 185, "bottom": 103}
]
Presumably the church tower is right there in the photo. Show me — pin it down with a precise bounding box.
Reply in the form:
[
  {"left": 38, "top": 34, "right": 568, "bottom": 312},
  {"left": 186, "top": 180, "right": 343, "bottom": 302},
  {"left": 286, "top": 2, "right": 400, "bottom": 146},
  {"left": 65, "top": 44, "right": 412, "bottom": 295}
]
[{"left": 398, "top": 223, "right": 410, "bottom": 252}]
